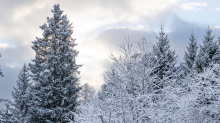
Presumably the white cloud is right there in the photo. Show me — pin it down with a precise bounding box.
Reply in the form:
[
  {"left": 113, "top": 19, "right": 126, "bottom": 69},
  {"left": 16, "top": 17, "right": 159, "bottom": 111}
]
[
  {"left": 0, "top": 43, "right": 8, "bottom": 49},
  {"left": 137, "top": 25, "right": 145, "bottom": 30},
  {"left": 215, "top": 26, "right": 220, "bottom": 29},
  {"left": 106, "top": 25, "right": 149, "bottom": 31},
  {"left": 12, "top": 0, "right": 49, "bottom": 22},
  {"left": 180, "top": 2, "right": 207, "bottom": 10},
  {"left": 215, "top": 8, "right": 220, "bottom": 11},
  {"left": 0, "top": 0, "right": 180, "bottom": 92},
  {"left": 64, "top": 0, "right": 179, "bottom": 38},
  {"left": 6, "top": 63, "right": 15, "bottom": 68}
]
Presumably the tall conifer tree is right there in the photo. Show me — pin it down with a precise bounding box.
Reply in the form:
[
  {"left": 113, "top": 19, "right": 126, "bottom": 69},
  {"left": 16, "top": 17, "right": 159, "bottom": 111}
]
[
  {"left": 12, "top": 63, "right": 31, "bottom": 122},
  {"left": 0, "top": 64, "right": 30, "bottom": 122},
  {"left": 196, "top": 26, "right": 220, "bottom": 73},
  {"left": 28, "top": 4, "right": 81, "bottom": 122},
  {"left": 184, "top": 31, "right": 199, "bottom": 71},
  {"left": 152, "top": 25, "right": 178, "bottom": 90}
]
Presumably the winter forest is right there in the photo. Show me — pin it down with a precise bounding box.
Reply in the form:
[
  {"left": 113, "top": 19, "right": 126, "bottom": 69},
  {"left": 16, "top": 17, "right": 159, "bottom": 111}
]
[{"left": 1, "top": 3, "right": 220, "bottom": 123}]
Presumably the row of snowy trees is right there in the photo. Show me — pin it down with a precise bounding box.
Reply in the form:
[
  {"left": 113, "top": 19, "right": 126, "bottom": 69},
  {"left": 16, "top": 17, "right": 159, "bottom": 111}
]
[
  {"left": 75, "top": 25, "right": 220, "bottom": 123},
  {"left": 0, "top": 4, "right": 82, "bottom": 122},
  {"left": 1, "top": 4, "right": 220, "bottom": 123}
]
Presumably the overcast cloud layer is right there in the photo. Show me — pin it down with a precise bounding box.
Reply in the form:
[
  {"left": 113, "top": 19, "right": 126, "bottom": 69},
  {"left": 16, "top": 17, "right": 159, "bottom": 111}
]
[{"left": 1, "top": 0, "right": 220, "bottom": 108}]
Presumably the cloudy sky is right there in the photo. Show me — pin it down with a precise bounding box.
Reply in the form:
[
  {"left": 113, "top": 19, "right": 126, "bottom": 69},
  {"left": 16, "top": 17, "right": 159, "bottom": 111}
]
[{"left": 1, "top": 0, "right": 220, "bottom": 104}]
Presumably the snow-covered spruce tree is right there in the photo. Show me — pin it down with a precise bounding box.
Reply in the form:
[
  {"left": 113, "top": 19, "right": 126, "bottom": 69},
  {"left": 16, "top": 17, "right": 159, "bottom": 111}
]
[
  {"left": 0, "top": 53, "right": 3, "bottom": 77},
  {"left": 196, "top": 26, "right": 220, "bottom": 73},
  {"left": 27, "top": 4, "right": 81, "bottom": 122},
  {"left": 11, "top": 63, "right": 31, "bottom": 122},
  {"left": 152, "top": 25, "right": 178, "bottom": 90},
  {"left": 184, "top": 31, "right": 199, "bottom": 71},
  {"left": 0, "top": 102, "right": 15, "bottom": 122},
  {"left": 0, "top": 64, "right": 30, "bottom": 122},
  {"left": 176, "top": 31, "right": 199, "bottom": 86}
]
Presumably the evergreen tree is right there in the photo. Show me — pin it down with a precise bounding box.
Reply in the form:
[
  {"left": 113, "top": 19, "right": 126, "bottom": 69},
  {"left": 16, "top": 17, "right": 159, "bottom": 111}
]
[
  {"left": 196, "top": 26, "right": 220, "bottom": 73},
  {"left": 0, "top": 53, "right": 3, "bottom": 77},
  {"left": 27, "top": 4, "right": 81, "bottom": 122},
  {"left": 152, "top": 25, "right": 178, "bottom": 89},
  {"left": 184, "top": 31, "right": 199, "bottom": 71},
  {"left": 0, "top": 64, "right": 30, "bottom": 122},
  {"left": 0, "top": 102, "right": 14, "bottom": 122},
  {"left": 12, "top": 63, "right": 31, "bottom": 122}
]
